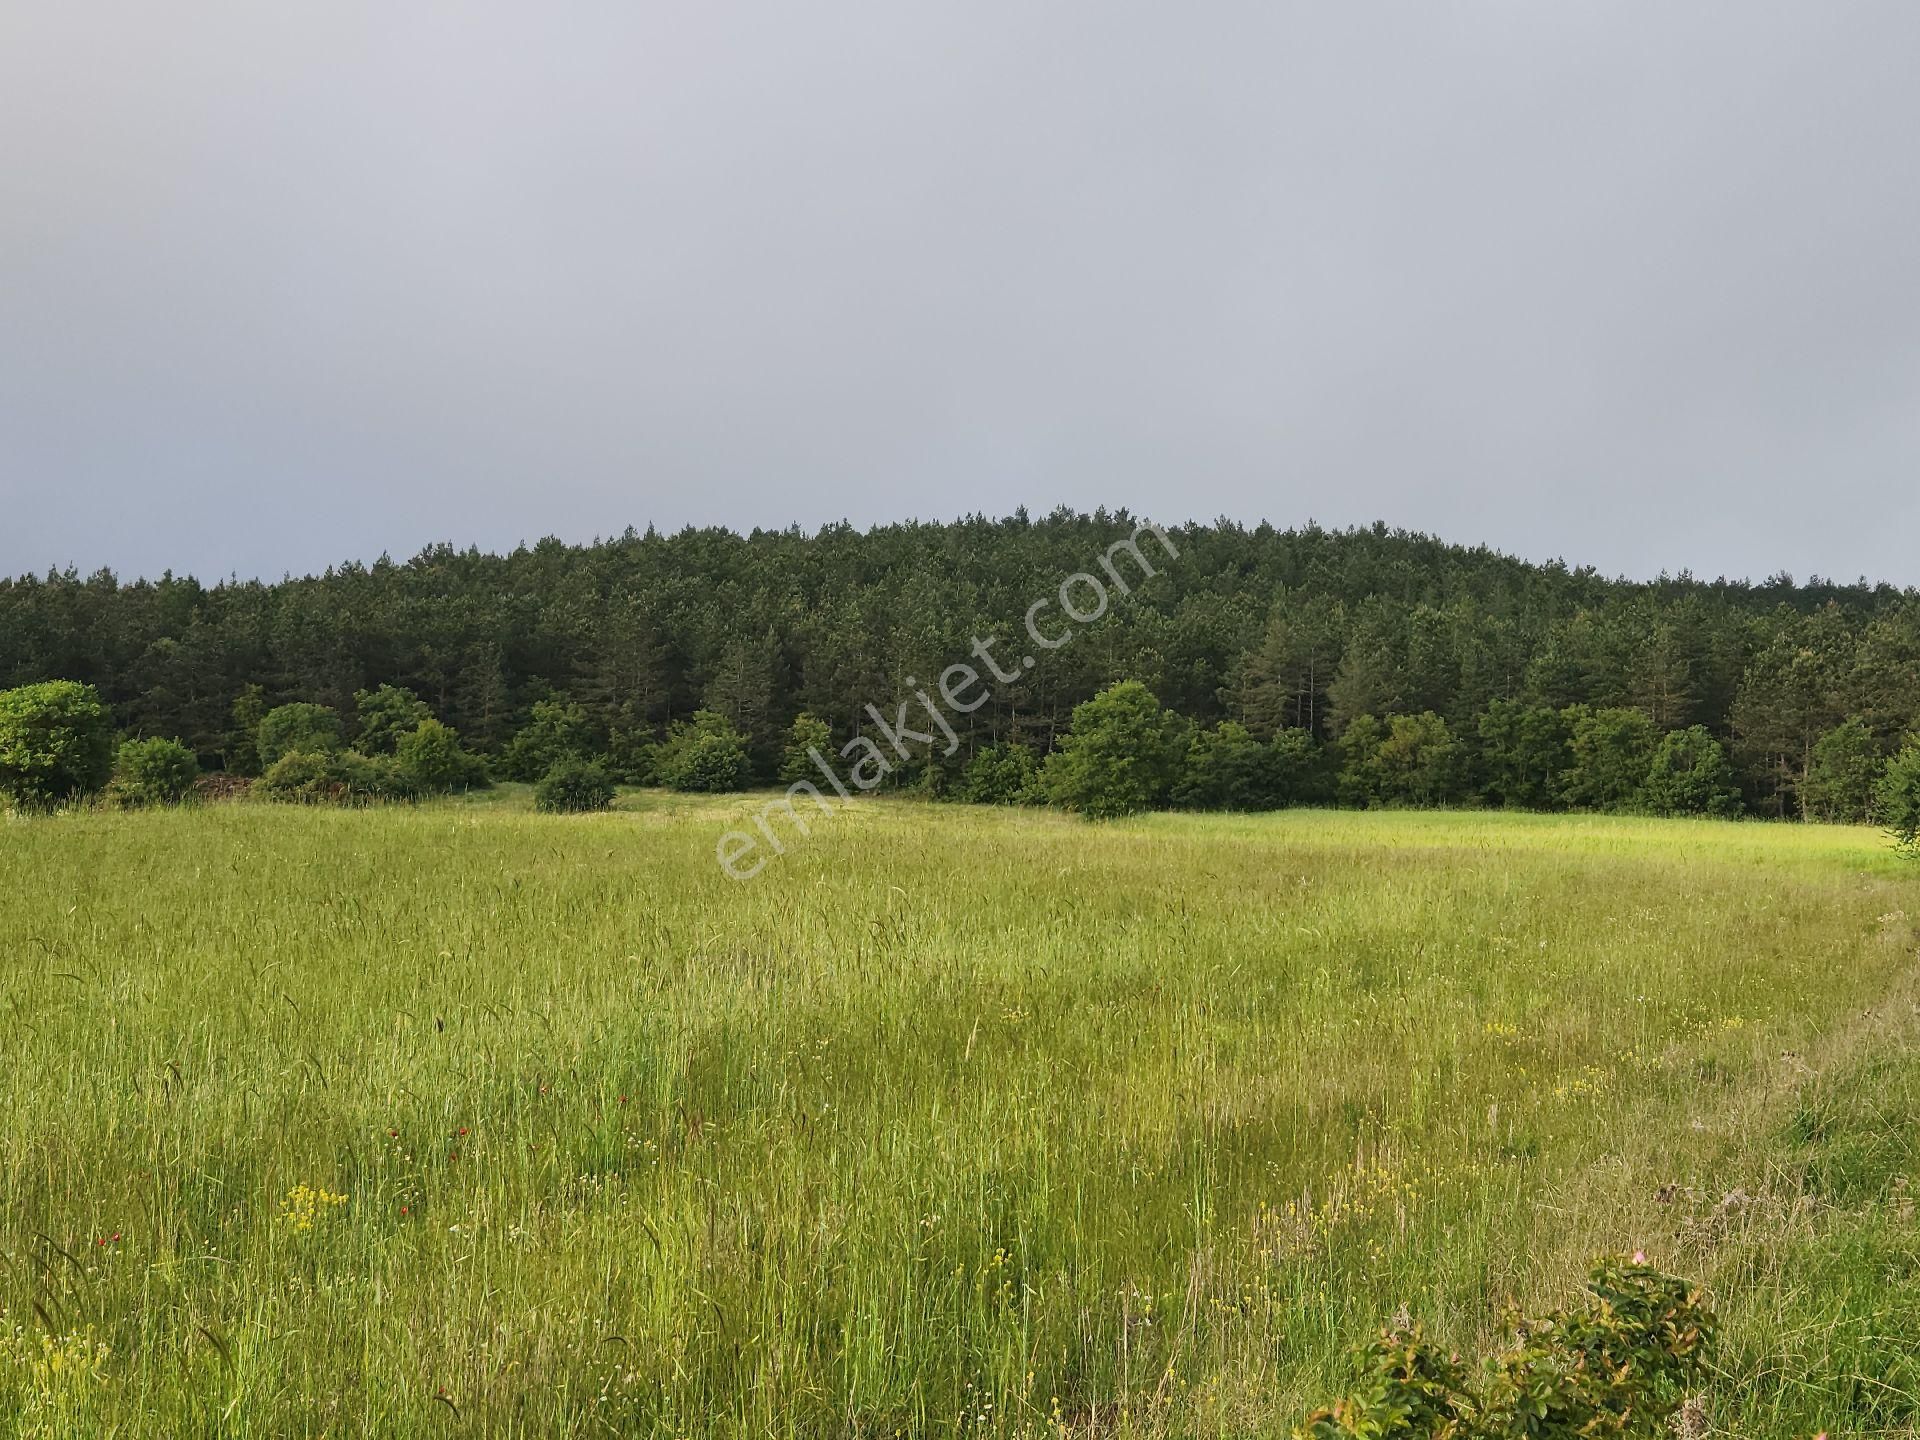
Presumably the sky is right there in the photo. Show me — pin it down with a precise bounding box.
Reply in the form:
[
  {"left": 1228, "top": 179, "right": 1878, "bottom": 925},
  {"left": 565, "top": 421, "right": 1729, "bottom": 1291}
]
[{"left": 2, "top": 3, "right": 1918, "bottom": 586}]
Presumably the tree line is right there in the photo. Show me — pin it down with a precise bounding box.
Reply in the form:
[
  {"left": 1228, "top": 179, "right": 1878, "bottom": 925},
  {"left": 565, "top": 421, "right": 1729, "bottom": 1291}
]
[{"left": 4, "top": 511, "right": 1920, "bottom": 824}]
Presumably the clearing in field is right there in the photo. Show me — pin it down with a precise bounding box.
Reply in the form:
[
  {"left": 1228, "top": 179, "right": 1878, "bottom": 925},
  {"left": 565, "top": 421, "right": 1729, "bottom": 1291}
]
[{"left": 1, "top": 798, "right": 1916, "bottom": 1435}]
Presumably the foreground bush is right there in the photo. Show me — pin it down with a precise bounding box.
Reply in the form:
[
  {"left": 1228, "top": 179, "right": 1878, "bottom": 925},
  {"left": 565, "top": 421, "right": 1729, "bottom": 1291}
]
[
  {"left": 958, "top": 741, "right": 1042, "bottom": 805},
  {"left": 257, "top": 748, "right": 415, "bottom": 805},
  {"left": 255, "top": 703, "right": 343, "bottom": 769},
  {"left": 654, "top": 711, "right": 752, "bottom": 793},
  {"left": 534, "top": 757, "right": 616, "bottom": 813},
  {"left": 394, "top": 718, "right": 490, "bottom": 792},
  {"left": 108, "top": 737, "right": 200, "bottom": 807},
  {"left": 1298, "top": 1258, "right": 1713, "bottom": 1439},
  {"left": 1044, "top": 680, "right": 1182, "bottom": 818},
  {"left": 1880, "top": 741, "right": 1920, "bottom": 856},
  {"left": 0, "top": 680, "right": 116, "bottom": 807}
]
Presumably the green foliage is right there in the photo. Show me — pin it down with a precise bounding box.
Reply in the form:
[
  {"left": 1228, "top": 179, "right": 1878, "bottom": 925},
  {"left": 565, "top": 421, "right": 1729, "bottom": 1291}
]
[
  {"left": 1559, "top": 707, "right": 1658, "bottom": 811},
  {"left": 0, "top": 680, "right": 116, "bottom": 806},
  {"left": 655, "top": 710, "right": 753, "bottom": 793},
  {"left": 256, "top": 703, "right": 343, "bottom": 769},
  {"left": 393, "top": 719, "right": 489, "bottom": 793},
  {"left": 958, "top": 742, "right": 1042, "bottom": 805},
  {"left": 1172, "top": 720, "right": 1325, "bottom": 810},
  {"left": 108, "top": 736, "right": 200, "bottom": 808},
  {"left": 500, "top": 698, "right": 596, "bottom": 782},
  {"left": 1477, "top": 700, "right": 1570, "bottom": 810},
  {"left": 257, "top": 748, "right": 415, "bottom": 805},
  {"left": 1641, "top": 726, "right": 1741, "bottom": 818},
  {"left": 1804, "top": 717, "right": 1884, "bottom": 824},
  {"left": 226, "top": 684, "right": 267, "bottom": 775},
  {"left": 534, "top": 756, "right": 616, "bottom": 813},
  {"left": 1338, "top": 712, "right": 1466, "bottom": 808},
  {"left": 1042, "top": 680, "right": 1181, "bottom": 819},
  {"left": 1878, "top": 742, "right": 1920, "bottom": 855},
  {"left": 1299, "top": 1260, "right": 1714, "bottom": 1440},
  {"left": 354, "top": 684, "right": 432, "bottom": 755},
  {"left": 779, "top": 713, "right": 834, "bottom": 784}
]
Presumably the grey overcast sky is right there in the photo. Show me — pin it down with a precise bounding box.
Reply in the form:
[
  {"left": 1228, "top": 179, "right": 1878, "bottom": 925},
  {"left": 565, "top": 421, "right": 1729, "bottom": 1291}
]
[{"left": 2, "top": 4, "right": 1917, "bottom": 585}]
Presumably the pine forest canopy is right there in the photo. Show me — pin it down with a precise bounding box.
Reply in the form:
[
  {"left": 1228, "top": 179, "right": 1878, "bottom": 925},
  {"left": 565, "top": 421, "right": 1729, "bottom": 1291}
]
[{"left": 5, "top": 512, "right": 1918, "bottom": 819}]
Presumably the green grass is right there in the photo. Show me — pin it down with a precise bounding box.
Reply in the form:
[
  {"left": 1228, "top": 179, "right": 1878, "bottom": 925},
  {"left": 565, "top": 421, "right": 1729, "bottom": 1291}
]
[{"left": 0, "top": 799, "right": 1915, "bottom": 1436}]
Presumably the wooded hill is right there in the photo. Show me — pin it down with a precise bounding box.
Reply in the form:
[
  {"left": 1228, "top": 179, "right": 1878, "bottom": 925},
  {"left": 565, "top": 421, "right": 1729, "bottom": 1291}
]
[{"left": 5, "top": 512, "right": 1916, "bottom": 818}]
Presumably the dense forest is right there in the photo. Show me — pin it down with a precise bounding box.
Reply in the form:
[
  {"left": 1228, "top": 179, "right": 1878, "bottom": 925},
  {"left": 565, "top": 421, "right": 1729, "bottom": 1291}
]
[{"left": 5, "top": 511, "right": 1918, "bottom": 819}]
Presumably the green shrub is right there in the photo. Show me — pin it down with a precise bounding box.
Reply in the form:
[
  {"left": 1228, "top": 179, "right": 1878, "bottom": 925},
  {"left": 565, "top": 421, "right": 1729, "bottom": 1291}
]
[
  {"left": 1559, "top": 706, "right": 1658, "bottom": 811},
  {"left": 0, "top": 680, "right": 116, "bottom": 807},
  {"left": 654, "top": 711, "right": 752, "bottom": 793},
  {"left": 1337, "top": 711, "right": 1466, "bottom": 808},
  {"left": 534, "top": 758, "right": 616, "bottom": 813},
  {"left": 959, "top": 742, "right": 1042, "bottom": 805},
  {"left": 354, "top": 684, "right": 432, "bottom": 755},
  {"left": 1641, "top": 726, "right": 1742, "bottom": 818},
  {"left": 779, "top": 713, "right": 834, "bottom": 785},
  {"left": 500, "top": 698, "right": 596, "bottom": 782},
  {"left": 1043, "top": 680, "right": 1181, "bottom": 819},
  {"left": 256, "top": 703, "right": 343, "bottom": 769},
  {"left": 1879, "top": 743, "right": 1920, "bottom": 856},
  {"left": 1298, "top": 1258, "right": 1713, "bottom": 1439},
  {"left": 394, "top": 719, "right": 490, "bottom": 792},
  {"left": 257, "top": 748, "right": 415, "bottom": 805},
  {"left": 109, "top": 737, "right": 200, "bottom": 807}
]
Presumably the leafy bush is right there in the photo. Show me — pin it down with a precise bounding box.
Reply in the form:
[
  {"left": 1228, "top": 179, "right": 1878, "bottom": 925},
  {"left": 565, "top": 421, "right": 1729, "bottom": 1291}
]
[
  {"left": 1043, "top": 680, "right": 1182, "bottom": 819},
  {"left": 257, "top": 748, "right": 416, "bottom": 805},
  {"left": 1298, "top": 1258, "right": 1714, "bottom": 1439},
  {"left": 500, "top": 698, "right": 596, "bottom": 782},
  {"left": 256, "top": 703, "right": 343, "bottom": 769},
  {"left": 1559, "top": 706, "right": 1658, "bottom": 811},
  {"left": 1641, "top": 726, "right": 1742, "bottom": 818},
  {"left": 394, "top": 719, "right": 490, "bottom": 792},
  {"left": 534, "top": 757, "right": 616, "bottom": 813},
  {"left": 108, "top": 737, "right": 200, "bottom": 808},
  {"left": 959, "top": 742, "right": 1042, "bottom": 805},
  {"left": 1477, "top": 700, "right": 1571, "bottom": 810},
  {"left": 1337, "top": 712, "right": 1466, "bottom": 808},
  {"left": 1175, "top": 721, "right": 1283, "bottom": 810},
  {"left": 354, "top": 684, "right": 432, "bottom": 755},
  {"left": 654, "top": 711, "right": 752, "bottom": 793},
  {"left": 1879, "top": 742, "right": 1920, "bottom": 856},
  {"left": 0, "top": 680, "right": 116, "bottom": 807},
  {"left": 1805, "top": 717, "right": 1885, "bottom": 824},
  {"left": 779, "top": 713, "right": 834, "bottom": 785}
]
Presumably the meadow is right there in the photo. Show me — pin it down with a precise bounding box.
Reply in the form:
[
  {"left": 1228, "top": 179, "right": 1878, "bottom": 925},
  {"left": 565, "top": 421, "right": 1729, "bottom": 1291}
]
[{"left": 1, "top": 794, "right": 1916, "bottom": 1437}]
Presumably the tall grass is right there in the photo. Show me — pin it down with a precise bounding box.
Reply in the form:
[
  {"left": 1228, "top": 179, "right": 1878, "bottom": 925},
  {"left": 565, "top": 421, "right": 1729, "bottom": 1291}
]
[{"left": 0, "top": 796, "right": 1914, "bottom": 1435}]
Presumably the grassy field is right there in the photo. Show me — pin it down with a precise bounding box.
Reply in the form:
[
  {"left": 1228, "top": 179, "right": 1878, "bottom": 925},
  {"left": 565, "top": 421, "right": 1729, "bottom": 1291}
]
[{"left": 1, "top": 795, "right": 1917, "bottom": 1437}]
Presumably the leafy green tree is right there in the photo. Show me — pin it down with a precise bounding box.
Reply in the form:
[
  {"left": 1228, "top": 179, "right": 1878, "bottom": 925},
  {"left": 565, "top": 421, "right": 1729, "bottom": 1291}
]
[
  {"left": 1475, "top": 699, "right": 1570, "bottom": 809},
  {"left": 1804, "top": 717, "right": 1884, "bottom": 824},
  {"left": 1174, "top": 720, "right": 1281, "bottom": 810},
  {"left": 1338, "top": 712, "right": 1464, "bottom": 808},
  {"left": 109, "top": 736, "right": 200, "bottom": 807},
  {"left": 1043, "top": 680, "right": 1181, "bottom": 819},
  {"left": 1559, "top": 706, "right": 1658, "bottom": 811},
  {"left": 1268, "top": 728, "right": 1333, "bottom": 807},
  {"left": 534, "top": 757, "right": 616, "bottom": 813},
  {"left": 257, "top": 703, "right": 343, "bottom": 769},
  {"left": 655, "top": 711, "right": 752, "bottom": 793},
  {"left": 354, "top": 684, "right": 432, "bottom": 755},
  {"left": 226, "top": 683, "right": 267, "bottom": 775},
  {"left": 0, "top": 680, "right": 116, "bottom": 806},
  {"left": 257, "top": 748, "right": 415, "bottom": 805},
  {"left": 500, "top": 698, "right": 595, "bottom": 782},
  {"left": 1878, "top": 742, "right": 1920, "bottom": 856},
  {"left": 394, "top": 719, "right": 490, "bottom": 792},
  {"left": 958, "top": 742, "right": 1041, "bottom": 805},
  {"left": 1641, "top": 726, "right": 1742, "bottom": 818},
  {"left": 779, "top": 713, "right": 834, "bottom": 784}
]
